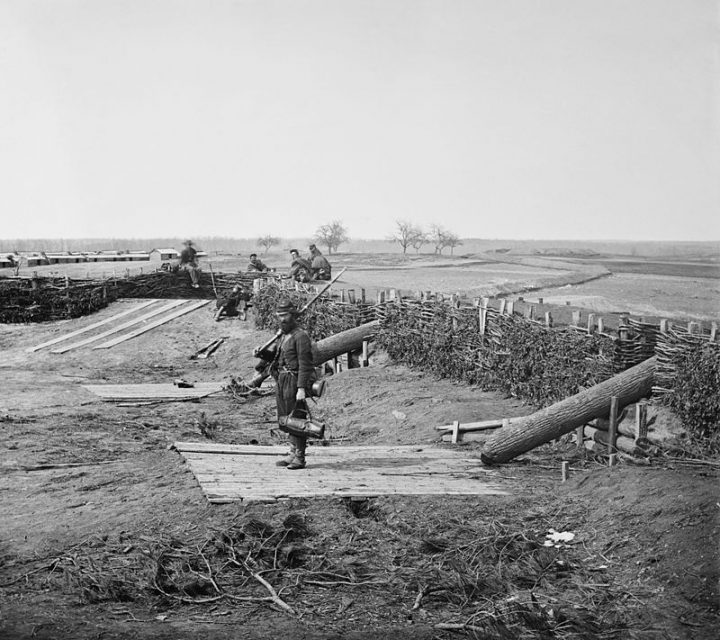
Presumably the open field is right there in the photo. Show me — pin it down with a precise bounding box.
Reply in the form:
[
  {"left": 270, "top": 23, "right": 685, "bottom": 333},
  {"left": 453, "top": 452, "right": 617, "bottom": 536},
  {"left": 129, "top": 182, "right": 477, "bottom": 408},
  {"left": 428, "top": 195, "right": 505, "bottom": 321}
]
[
  {"left": 1, "top": 254, "right": 718, "bottom": 639},
  {"left": 526, "top": 272, "right": 720, "bottom": 322}
]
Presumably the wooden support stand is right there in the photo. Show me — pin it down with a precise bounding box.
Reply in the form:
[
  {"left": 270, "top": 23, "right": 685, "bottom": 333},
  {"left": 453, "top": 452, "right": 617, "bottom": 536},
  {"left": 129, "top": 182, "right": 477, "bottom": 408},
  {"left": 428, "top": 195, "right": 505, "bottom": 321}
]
[{"left": 607, "top": 396, "right": 619, "bottom": 462}]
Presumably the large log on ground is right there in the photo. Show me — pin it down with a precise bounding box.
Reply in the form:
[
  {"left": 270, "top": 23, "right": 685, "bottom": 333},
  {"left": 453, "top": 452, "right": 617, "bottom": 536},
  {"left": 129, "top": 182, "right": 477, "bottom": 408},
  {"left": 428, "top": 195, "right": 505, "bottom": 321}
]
[
  {"left": 480, "top": 356, "right": 656, "bottom": 465},
  {"left": 313, "top": 320, "right": 380, "bottom": 365}
]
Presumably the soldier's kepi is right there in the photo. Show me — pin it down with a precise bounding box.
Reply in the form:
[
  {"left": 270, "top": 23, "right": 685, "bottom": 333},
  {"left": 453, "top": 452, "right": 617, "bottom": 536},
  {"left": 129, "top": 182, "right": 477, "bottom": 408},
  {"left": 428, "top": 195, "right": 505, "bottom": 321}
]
[{"left": 248, "top": 267, "right": 347, "bottom": 389}]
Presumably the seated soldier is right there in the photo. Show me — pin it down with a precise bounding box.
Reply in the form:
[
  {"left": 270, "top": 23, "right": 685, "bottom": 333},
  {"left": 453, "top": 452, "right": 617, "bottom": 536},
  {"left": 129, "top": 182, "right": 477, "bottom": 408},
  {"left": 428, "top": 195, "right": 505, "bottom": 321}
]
[
  {"left": 214, "top": 285, "right": 249, "bottom": 321},
  {"left": 179, "top": 240, "right": 200, "bottom": 288},
  {"left": 247, "top": 253, "right": 269, "bottom": 272},
  {"left": 288, "top": 249, "right": 312, "bottom": 283},
  {"left": 308, "top": 244, "right": 331, "bottom": 280}
]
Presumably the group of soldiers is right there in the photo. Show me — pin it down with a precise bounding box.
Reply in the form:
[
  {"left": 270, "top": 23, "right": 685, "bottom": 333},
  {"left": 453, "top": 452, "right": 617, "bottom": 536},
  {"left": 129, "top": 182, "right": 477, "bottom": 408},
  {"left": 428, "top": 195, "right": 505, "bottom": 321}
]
[
  {"left": 177, "top": 240, "right": 332, "bottom": 285},
  {"left": 247, "top": 244, "right": 332, "bottom": 283}
]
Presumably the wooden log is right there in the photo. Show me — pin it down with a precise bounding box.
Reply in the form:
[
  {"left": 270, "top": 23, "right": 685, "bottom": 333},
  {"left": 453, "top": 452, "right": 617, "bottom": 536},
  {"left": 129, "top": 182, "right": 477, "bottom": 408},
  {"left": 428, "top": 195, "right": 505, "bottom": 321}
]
[
  {"left": 592, "top": 416, "right": 636, "bottom": 440},
  {"left": 481, "top": 357, "right": 657, "bottom": 464},
  {"left": 313, "top": 320, "right": 380, "bottom": 365},
  {"left": 583, "top": 426, "right": 643, "bottom": 456}
]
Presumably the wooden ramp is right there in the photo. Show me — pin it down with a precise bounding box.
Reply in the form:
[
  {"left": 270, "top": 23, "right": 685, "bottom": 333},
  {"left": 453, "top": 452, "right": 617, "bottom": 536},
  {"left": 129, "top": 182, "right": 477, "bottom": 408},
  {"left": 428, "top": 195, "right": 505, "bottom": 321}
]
[
  {"left": 173, "top": 442, "right": 508, "bottom": 503},
  {"left": 83, "top": 382, "right": 224, "bottom": 402}
]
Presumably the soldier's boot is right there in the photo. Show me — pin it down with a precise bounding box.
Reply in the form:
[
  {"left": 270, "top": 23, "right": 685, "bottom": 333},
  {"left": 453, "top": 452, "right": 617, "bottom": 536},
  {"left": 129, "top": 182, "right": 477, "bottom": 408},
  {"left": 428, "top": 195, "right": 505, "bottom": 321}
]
[
  {"left": 275, "top": 445, "right": 296, "bottom": 467},
  {"left": 287, "top": 437, "right": 306, "bottom": 470}
]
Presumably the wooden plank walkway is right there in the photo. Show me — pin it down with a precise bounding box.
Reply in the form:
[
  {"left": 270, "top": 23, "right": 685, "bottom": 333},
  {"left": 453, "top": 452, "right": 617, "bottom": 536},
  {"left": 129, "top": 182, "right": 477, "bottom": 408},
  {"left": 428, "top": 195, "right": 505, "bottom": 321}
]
[
  {"left": 51, "top": 300, "right": 187, "bottom": 353},
  {"left": 83, "top": 382, "right": 225, "bottom": 401},
  {"left": 92, "top": 300, "right": 211, "bottom": 349},
  {"left": 173, "top": 442, "right": 508, "bottom": 503},
  {"left": 27, "top": 300, "right": 160, "bottom": 352}
]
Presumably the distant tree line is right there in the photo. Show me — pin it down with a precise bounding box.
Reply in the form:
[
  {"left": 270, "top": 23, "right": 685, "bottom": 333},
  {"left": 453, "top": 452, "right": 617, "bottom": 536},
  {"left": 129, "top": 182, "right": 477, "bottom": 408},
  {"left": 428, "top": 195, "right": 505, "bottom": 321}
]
[{"left": 389, "top": 220, "right": 463, "bottom": 255}]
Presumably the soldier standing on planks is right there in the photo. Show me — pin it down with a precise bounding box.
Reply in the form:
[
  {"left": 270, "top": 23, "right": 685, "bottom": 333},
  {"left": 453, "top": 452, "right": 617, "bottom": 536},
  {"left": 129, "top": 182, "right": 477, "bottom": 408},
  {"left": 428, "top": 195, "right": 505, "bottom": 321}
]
[
  {"left": 179, "top": 240, "right": 200, "bottom": 288},
  {"left": 271, "top": 298, "right": 316, "bottom": 470}
]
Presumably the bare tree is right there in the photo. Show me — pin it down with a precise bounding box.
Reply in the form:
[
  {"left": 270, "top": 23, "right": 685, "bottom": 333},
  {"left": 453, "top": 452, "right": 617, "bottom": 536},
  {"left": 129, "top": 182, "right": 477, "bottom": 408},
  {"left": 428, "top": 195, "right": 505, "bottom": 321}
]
[
  {"left": 430, "top": 224, "right": 463, "bottom": 255},
  {"left": 410, "top": 230, "right": 429, "bottom": 254},
  {"left": 314, "top": 220, "right": 349, "bottom": 254},
  {"left": 257, "top": 235, "right": 280, "bottom": 254},
  {"left": 445, "top": 232, "right": 463, "bottom": 255},
  {"left": 389, "top": 220, "right": 425, "bottom": 255},
  {"left": 430, "top": 224, "right": 448, "bottom": 255}
]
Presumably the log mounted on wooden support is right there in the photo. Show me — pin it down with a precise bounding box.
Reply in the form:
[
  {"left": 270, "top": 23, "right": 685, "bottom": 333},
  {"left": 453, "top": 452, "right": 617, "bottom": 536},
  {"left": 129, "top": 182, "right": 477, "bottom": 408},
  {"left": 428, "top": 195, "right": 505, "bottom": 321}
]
[
  {"left": 312, "top": 320, "right": 380, "bottom": 365},
  {"left": 480, "top": 357, "right": 656, "bottom": 465}
]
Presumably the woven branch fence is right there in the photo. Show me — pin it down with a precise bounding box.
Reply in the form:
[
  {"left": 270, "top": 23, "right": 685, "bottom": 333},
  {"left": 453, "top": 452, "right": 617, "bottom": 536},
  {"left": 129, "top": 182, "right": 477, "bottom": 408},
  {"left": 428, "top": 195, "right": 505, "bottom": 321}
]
[
  {"left": 253, "top": 284, "right": 719, "bottom": 439},
  {"left": 0, "top": 271, "right": 276, "bottom": 322},
  {"left": 0, "top": 277, "right": 116, "bottom": 323}
]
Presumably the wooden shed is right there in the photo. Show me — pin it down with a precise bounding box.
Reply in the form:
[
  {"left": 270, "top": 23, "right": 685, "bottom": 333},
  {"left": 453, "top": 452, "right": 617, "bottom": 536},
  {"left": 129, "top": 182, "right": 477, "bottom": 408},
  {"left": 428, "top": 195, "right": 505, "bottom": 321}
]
[{"left": 150, "top": 248, "right": 179, "bottom": 261}]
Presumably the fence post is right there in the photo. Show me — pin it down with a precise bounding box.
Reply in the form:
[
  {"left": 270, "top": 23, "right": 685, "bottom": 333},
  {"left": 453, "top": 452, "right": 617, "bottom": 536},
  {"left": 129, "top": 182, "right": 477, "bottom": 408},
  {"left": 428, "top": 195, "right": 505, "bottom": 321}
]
[
  {"left": 362, "top": 340, "right": 370, "bottom": 367},
  {"left": 360, "top": 288, "right": 366, "bottom": 303},
  {"left": 608, "top": 396, "right": 619, "bottom": 463},
  {"left": 711, "top": 322, "right": 717, "bottom": 342},
  {"left": 572, "top": 310, "right": 581, "bottom": 326},
  {"left": 576, "top": 424, "right": 584, "bottom": 450},
  {"left": 587, "top": 313, "right": 596, "bottom": 334},
  {"left": 635, "top": 401, "right": 648, "bottom": 441},
  {"left": 451, "top": 421, "right": 461, "bottom": 444},
  {"left": 506, "top": 299, "right": 514, "bottom": 315},
  {"left": 545, "top": 311, "right": 553, "bottom": 328},
  {"left": 618, "top": 317, "right": 629, "bottom": 342},
  {"left": 597, "top": 317, "right": 604, "bottom": 334},
  {"left": 347, "top": 289, "right": 356, "bottom": 304},
  {"left": 479, "top": 298, "right": 489, "bottom": 335},
  {"left": 498, "top": 299, "right": 506, "bottom": 315}
]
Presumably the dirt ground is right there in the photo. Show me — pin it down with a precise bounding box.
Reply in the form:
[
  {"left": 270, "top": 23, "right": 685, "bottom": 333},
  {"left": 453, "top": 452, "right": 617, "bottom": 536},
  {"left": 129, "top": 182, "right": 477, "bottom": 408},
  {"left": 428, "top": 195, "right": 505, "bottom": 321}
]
[{"left": 1, "top": 259, "right": 718, "bottom": 640}]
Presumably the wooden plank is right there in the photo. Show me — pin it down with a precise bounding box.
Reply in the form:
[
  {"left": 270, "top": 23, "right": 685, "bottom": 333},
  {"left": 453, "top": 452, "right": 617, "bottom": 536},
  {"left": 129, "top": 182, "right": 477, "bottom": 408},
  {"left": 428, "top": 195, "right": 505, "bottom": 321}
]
[
  {"left": 92, "top": 300, "right": 210, "bottom": 349},
  {"left": 84, "top": 382, "right": 224, "bottom": 400},
  {"left": 174, "top": 443, "right": 507, "bottom": 503},
  {"left": 27, "top": 300, "right": 159, "bottom": 352},
  {"left": 51, "top": 300, "right": 187, "bottom": 353},
  {"left": 174, "top": 442, "right": 470, "bottom": 457},
  {"left": 435, "top": 418, "right": 512, "bottom": 432}
]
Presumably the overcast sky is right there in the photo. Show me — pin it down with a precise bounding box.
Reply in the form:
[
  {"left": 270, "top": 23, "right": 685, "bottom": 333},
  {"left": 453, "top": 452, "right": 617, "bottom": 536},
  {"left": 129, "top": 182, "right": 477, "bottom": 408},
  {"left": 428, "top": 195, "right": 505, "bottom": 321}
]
[{"left": 1, "top": 0, "right": 718, "bottom": 242}]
